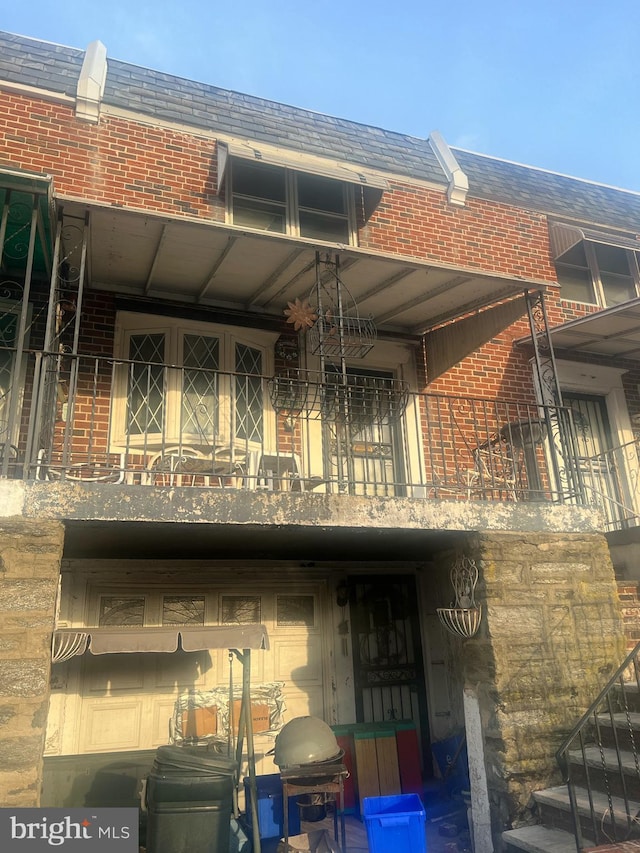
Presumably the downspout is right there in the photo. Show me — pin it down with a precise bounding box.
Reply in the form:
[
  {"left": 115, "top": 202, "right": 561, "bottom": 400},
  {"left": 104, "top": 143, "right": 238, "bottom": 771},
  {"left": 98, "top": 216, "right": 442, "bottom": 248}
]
[
  {"left": 76, "top": 40, "right": 107, "bottom": 123},
  {"left": 429, "top": 131, "right": 469, "bottom": 207}
]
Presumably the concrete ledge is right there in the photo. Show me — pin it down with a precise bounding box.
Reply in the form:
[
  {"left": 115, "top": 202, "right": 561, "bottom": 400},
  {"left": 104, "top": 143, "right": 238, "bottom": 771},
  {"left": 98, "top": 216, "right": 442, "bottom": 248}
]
[{"left": 0, "top": 479, "right": 605, "bottom": 534}]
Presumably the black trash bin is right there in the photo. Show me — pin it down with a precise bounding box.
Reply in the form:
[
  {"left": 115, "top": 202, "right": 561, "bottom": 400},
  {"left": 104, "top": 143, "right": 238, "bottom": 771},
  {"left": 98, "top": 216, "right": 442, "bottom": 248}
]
[{"left": 145, "top": 745, "right": 237, "bottom": 853}]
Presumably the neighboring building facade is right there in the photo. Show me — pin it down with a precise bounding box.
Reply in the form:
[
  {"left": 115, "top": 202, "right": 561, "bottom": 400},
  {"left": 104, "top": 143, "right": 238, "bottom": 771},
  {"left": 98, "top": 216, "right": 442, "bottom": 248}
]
[{"left": 1, "top": 30, "right": 640, "bottom": 852}]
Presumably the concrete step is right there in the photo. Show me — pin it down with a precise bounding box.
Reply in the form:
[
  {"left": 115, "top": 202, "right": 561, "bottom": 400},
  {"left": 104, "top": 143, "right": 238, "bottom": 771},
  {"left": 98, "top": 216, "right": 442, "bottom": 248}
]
[
  {"left": 533, "top": 784, "right": 640, "bottom": 846},
  {"left": 568, "top": 745, "right": 640, "bottom": 776},
  {"left": 534, "top": 784, "right": 640, "bottom": 819},
  {"left": 502, "top": 825, "right": 577, "bottom": 853}
]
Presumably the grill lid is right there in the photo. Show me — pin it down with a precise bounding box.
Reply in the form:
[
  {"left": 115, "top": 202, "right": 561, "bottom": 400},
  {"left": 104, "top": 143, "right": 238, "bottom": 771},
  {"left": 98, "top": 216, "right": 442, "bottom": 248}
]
[{"left": 273, "top": 716, "right": 340, "bottom": 768}]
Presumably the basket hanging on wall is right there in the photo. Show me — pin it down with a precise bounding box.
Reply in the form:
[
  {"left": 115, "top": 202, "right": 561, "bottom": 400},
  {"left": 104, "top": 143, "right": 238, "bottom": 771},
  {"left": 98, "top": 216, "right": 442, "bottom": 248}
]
[{"left": 437, "top": 555, "right": 482, "bottom": 639}]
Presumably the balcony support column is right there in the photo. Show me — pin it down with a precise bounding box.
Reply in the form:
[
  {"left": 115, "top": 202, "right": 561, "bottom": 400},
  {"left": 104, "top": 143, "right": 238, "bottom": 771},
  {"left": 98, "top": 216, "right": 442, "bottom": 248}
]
[{"left": 0, "top": 518, "right": 64, "bottom": 806}]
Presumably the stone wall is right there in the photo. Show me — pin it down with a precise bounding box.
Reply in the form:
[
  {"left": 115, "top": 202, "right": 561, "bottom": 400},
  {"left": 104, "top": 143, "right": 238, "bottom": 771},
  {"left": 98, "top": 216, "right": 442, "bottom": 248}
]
[
  {"left": 0, "top": 519, "right": 64, "bottom": 806},
  {"left": 437, "top": 531, "right": 625, "bottom": 849}
]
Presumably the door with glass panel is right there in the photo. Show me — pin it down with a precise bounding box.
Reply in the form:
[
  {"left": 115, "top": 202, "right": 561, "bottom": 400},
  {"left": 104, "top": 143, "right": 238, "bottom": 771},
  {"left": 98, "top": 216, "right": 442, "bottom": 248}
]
[
  {"left": 563, "top": 392, "right": 627, "bottom": 526},
  {"left": 323, "top": 366, "right": 406, "bottom": 496}
]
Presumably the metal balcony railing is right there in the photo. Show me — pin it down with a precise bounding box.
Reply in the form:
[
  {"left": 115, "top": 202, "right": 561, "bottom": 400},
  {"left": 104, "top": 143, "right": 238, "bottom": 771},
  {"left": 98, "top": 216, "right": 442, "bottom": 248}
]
[
  {"left": 578, "top": 438, "right": 640, "bottom": 531},
  {"left": 0, "top": 349, "right": 586, "bottom": 503}
]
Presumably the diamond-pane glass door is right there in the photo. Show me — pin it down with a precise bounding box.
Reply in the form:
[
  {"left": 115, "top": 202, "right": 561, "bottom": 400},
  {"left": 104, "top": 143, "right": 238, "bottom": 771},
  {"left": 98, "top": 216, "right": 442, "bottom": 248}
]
[
  {"left": 181, "top": 334, "right": 220, "bottom": 444},
  {"left": 127, "top": 333, "right": 165, "bottom": 435},
  {"left": 235, "top": 343, "right": 263, "bottom": 444}
]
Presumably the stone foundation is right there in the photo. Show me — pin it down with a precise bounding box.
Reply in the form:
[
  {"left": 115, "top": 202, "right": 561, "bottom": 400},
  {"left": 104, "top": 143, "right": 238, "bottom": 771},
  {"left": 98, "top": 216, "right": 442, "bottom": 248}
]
[
  {"left": 0, "top": 519, "right": 64, "bottom": 806},
  {"left": 438, "top": 531, "right": 625, "bottom": 850}
]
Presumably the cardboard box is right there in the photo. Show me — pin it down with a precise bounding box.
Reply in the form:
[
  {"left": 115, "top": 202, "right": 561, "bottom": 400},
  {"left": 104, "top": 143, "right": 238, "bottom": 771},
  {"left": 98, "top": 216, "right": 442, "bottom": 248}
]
[
  {"left": 232, "top": 701, "right": 270, "bottom": 735},
  {"left": 182, "top": 705, "right": 218, "bottom": 738}
]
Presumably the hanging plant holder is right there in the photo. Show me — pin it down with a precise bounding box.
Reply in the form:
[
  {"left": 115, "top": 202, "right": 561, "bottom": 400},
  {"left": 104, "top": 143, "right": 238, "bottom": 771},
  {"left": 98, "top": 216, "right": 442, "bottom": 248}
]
[
  {"left": 321, "top": 373, "right": 409, "bottom": 430},
  {"left": 437, "top": 555, "right": 482, "bottom": 639},
  {"left": 268, "top": 369, "right": 323, "bottom": 418},
  {"left": 308, "top": 313, "right": 376, "bottom": 360}
]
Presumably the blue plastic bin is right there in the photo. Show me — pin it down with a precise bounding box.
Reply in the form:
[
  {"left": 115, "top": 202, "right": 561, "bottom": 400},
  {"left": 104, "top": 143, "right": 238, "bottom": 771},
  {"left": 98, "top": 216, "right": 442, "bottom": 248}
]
[
  {"left": 244, "top": 774, "right": 301, "bottom": 840},
  {"left": 363, "top": 794, "right": 426, "bottom": 853}
]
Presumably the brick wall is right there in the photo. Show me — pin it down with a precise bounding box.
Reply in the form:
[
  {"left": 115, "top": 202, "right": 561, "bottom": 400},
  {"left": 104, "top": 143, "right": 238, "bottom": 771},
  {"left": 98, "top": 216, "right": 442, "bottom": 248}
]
[
  {"left": 362, "top": 181, "right": 557, "bottom": 282},
  {"left": 2, "top": 89, "right": 556, "bottom": 284}
]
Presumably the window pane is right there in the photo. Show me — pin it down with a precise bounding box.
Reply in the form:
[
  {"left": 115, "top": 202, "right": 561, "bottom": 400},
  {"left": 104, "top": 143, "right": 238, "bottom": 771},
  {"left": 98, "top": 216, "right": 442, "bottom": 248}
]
[
  {"left": 277, "top": 595, "right": 315, "bottom": 627},
  {"left": 235, "top": 344, "right": 263, "bottom": 443},
  {"left": 99, "top": 596, "right": 145, "bottom": 626},
  {"left": 182, "top": 335, "right": 219, "bottom": 439},
  {"left": 556, "top": 264, "right": 596, "bottom": 304},
  {"left": 162, "top": 595, "right": 205, "bottom": 626},
  {"left": 297, "top": 174, "right": 346, "bottom": 214},
  {"left": 128, "top": 334, "right": 165, "bottom": 434},
  {"left": 232, "top": 162, "right": 287, "bottom": 233},
  {"left": 233, "top": 162, "right": 286, "bottom": 202},
  {"left": 221, "top": 595, "right": 261, "bottom": 624},
  {"left": 233, "top": 199, "right": 286, "bottom": 233},
  {"left": 594, "top": 244, "right": 631, "bottom": 275},
  {"left": 601, "top": 273, "right": 636, "bottom": 306},
  {"left": 299, "top": 210, "right": 350, "bottom": 242}
]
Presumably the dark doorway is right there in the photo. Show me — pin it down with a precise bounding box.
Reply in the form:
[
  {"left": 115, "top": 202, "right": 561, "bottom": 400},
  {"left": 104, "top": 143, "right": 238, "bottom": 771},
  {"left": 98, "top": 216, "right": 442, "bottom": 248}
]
[{"left": 348, "top": 575, "right": 430, "bottom": 768}]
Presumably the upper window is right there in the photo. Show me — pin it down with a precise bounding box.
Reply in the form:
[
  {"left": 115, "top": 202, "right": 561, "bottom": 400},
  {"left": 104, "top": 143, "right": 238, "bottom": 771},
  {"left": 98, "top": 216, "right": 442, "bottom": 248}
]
[
  {"left": 228, "top": 161, "right": 355, "bottom": 245},
  {"left": 556, "top": 242, "right": 640, "bottom": 307}
]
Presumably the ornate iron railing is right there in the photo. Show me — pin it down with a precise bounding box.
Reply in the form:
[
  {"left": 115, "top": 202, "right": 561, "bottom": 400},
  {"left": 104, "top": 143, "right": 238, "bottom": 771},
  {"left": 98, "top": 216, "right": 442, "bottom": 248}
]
[
  {"left": 557, "top": 642, "right": 640, "bottom": 851},
  {"left": 0, "top": 347, "right": 589, "bottom": 503},
  {"left": 579, "top": 438, "right": 640, "bottom": 531}
]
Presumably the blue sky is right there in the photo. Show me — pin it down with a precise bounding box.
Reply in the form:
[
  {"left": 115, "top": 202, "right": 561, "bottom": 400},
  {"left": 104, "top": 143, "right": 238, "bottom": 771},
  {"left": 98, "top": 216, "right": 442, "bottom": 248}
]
[{"left": 4, "top": 1, "right": 640, "bottom": 191}]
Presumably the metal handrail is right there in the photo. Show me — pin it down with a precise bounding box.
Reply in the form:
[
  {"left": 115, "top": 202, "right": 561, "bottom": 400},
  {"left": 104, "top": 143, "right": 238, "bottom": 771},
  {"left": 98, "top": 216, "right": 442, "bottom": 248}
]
[{"left": 556, "top": 641, "right": 640, "bottom": 851}]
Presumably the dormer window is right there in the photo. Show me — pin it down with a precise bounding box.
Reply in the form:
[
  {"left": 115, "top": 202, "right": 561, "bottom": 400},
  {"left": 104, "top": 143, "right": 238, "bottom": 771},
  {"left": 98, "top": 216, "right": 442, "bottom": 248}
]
[{"left": 228, "top": 159, "right": 354, "bottom": 244}]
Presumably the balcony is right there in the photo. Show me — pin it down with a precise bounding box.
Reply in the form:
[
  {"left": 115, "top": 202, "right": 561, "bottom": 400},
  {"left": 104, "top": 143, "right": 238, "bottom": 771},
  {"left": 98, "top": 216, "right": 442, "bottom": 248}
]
[{"left": 0, "top": 349, "right": 587, "bottom": 507}]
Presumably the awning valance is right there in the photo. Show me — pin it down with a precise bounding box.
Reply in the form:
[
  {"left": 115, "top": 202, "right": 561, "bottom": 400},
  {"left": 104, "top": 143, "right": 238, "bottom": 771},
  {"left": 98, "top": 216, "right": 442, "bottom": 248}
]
[
  {"left": 550, "top": 222, "right": 640, "bottom": 260},
  {"left": 424, "top": 295, "right": 528, "bottom": 382},
  {"left": 52, "top": 625, "right": 270, "bottom": 662},
  {"left": 216, "top": 139, "right": 389, "bottom": 192}
]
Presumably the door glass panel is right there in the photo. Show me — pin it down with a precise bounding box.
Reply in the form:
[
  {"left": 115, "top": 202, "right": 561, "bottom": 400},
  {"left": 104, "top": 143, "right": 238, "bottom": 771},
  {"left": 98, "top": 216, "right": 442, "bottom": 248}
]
[
  {"left": 235, "top": 344, "right": 263, "bottom": 443},
  {"left": 162, "top": 595, "right": 205, "bottom": 626},
  {"left": 221, "top": 595, "right": 261, "bottom": 624},
  {"left": 182, "top": 334, "right": 219, "bottom": 442},
  {"left": 563, "top": 392, "right": 625, "bottom": 527},
  {"left": 127, "top": 333, "right": 165, "bottom": 435},
  {"left": 325, "top": 366, "right": 403, "bottom": 495},
  {"left": 276, "top": 595, "right": 315, "bottom": 627},
  {"left": 99, "top": 596, "right": 145, "bottom": 626}
]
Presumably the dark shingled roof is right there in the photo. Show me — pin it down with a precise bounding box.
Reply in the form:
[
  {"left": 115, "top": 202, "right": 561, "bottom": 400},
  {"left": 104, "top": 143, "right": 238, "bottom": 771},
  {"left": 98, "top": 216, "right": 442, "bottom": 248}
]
[
  {"left": 103, "top": 58, "right": 446, "bottom": 185},
  {"left": 0, "top": 31, "right": 83, "bottom": 98},
  {"left": 2, "top": 31, "right": 640, "bottom": 237},
  {"left": 454, "top": 148, "right": 640, "bottom": 235}
]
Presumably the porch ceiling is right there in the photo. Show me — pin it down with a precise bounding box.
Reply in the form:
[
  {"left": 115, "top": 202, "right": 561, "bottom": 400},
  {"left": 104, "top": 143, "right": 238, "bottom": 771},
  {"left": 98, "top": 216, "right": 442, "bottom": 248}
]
[
  {"left": 61, "top": 520, "right": 457, "bottom": 561},
  {"left": 64, "top": 201, "right": 545, "bottom": 334}
]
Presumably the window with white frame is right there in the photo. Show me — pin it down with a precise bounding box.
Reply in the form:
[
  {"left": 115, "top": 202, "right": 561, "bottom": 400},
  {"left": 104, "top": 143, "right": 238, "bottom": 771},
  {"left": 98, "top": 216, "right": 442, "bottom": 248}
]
[
  {"left": 228, "top": 160, "right": 356, "bottom": 245},
  {"left": 556, "top": 241, "right": 640, "bottom": 307},
  {"left": 112, "top": 313, "right": 276, "bottom": 451}
]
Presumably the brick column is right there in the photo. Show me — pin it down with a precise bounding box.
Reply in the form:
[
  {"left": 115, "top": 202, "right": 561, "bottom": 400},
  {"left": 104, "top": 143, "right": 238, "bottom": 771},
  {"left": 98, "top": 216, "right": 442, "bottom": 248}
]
[
  {"left": 0, "top": 519, "right": 64, "bottom": 806},
  {"left": 448, "top": 532, "right": 625, "bottom": 846}
]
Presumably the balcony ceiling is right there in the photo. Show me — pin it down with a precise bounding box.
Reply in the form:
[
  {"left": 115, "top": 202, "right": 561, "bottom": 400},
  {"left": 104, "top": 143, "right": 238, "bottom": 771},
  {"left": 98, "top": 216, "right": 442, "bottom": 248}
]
[{"left": 65, "top": 201, "right": 546, "bottom": 334}]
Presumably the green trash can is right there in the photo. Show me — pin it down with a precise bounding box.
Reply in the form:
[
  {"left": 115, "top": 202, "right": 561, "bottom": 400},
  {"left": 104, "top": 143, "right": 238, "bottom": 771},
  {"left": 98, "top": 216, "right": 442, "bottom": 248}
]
[{"left": 146, "top": 745, "right": 237, "bottom": 853}]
